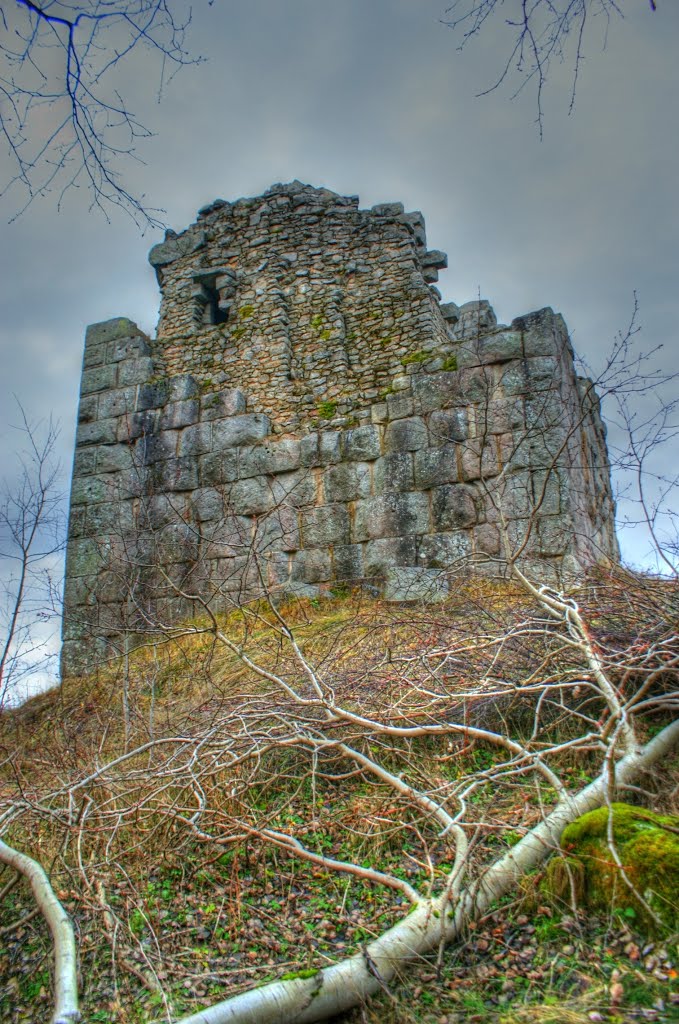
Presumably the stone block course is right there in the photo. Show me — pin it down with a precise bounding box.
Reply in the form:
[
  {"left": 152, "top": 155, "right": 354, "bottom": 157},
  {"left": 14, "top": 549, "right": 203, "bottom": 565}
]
[{"left": 61, "top": 182, "right": 620, "bottom": 676}]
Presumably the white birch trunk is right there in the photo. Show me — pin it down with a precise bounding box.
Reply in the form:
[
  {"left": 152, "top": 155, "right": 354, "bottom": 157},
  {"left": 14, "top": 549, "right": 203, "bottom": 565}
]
[
  {"left": 0, "top": 838, "right": 80, "bottom": 1023},
  {"left": 174, "top": 718, "right": 679, "bottom": 1024}
]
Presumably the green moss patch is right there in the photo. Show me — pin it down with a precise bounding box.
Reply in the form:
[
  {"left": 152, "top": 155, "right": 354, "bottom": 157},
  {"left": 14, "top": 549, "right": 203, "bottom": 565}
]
[{"left": 547, "top": 803, "right": 679, "bottom": 932}]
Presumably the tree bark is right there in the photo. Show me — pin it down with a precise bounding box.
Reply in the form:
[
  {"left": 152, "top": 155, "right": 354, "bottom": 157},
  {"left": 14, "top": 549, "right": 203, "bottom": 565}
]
[{"left": 0, "top": 838, "right": 80, "bottom": 1023}]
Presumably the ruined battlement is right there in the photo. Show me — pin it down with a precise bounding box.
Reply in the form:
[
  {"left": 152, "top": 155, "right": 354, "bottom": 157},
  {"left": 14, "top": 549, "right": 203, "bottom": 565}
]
[{"left": 61, "top": 183, "right": 619, "bottom": 676}]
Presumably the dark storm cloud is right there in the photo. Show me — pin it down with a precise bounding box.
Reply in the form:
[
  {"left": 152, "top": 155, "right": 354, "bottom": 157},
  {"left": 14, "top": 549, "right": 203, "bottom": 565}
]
[{"left": 0, "top": 0, "right": 676, "bottom": 583}]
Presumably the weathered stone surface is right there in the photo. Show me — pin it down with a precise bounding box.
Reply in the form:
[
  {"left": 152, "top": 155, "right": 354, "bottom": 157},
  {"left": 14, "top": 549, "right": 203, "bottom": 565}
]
[
  {"left": 429, "top": 409, "right": 467, "bottom": 445},
  {"left": 411, "top": 372, "right": 459, "bottom": 413},
  {"left": 318, "top": 431, "right": 342, "bottom": 464},
  {"left": 85, "top": 318, "right": 146, "bottom": 347},
  {"left": 431, "top": 484, "right": 478, "bottom": 531},
  {"left": 384, "top": 417, "right": 428, "bottom": 453},
  {"left": 364, "top": 537, "right": 417, "bottom": 576},
  {"left": 81, "top": 365, "right": 117, "bottom": 395},
  {"left": 61, "top": 185, "right": 620, "bottom": 675},
  {"left": 353, "top": 492, "right": 430, "bottom": 542},
  {"left": 230, "top": 476, "right": 276, "bottom": 516},
  {"left": 413, "top": 448, "right": 458, "bottom": 489},
  {"left": 373, "top": 453, "right": 414, "bottom": 494},
  {"left": 76, "top": 418, "right": 118, "bottom": 447},
  {"left": 239, "top": 439, "right": 301, "bottom": 477},
  {"left": 96, "top": 445, "right": 134, "bottom": 474},
  {"left": 255, "top": 507, "right": 300, "bottom": 553},
  {"left": 324, "top": 462, "right": 371, "bottom": 503},
  {"left": 333, "top": 544, "right": 364, "bottom": 580},
  {"left": 342, "top": 425, "right": 381, "bottom": 462},
  {"left": 118, "top": 357, "right": 155, "bottom": 387},
  {"left": 201, "top": 389, "right": 247, "bottom": 421},
  {"left": 291, "top": 548, "right": 332, "bottom": 584},
  {"left": 160, "top": 400, "right": 200, "bottom": 430},
  {"left": 213, "top": 414, "right": 271, "bottom": 448},
  {"left": 177, "top": 422, "right": 212, "bottom": 458},
  {"left": 419, "top": 531, "right": 472, "bottom": 568},
  {"left": 98, "top": 387, "right": 137, "bottom": 419},
  {"left": 301, "top": 504, "right": 350, "bottom": 548},
  {"left": 110, "top": 336, "right": 151, "bottom": 362}
]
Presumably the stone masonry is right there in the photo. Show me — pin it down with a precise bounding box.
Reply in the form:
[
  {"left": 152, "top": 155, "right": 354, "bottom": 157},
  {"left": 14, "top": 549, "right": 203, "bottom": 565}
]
[{"left": 61, "top": 181, "right": 619, "bottom": 675}]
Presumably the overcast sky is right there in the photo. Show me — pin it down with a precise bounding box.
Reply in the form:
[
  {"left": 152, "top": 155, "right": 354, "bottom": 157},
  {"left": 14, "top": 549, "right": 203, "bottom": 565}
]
[{"left": 0, "top": 1, "right": 677, "bottom": 693}]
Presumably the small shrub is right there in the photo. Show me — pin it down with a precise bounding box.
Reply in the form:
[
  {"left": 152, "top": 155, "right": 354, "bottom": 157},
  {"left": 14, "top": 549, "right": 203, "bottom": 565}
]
[
  {"left": 401, "top": 349, "right": 428, "bottom": 366},
  {"left": 316, "top": 400, "right": 337, "bottom": 420}
]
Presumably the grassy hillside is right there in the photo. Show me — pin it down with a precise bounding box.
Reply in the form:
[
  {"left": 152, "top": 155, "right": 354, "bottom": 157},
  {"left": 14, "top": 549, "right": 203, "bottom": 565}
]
[{"left": 0, "top": 573, "right": 677, "bottom": 1023}]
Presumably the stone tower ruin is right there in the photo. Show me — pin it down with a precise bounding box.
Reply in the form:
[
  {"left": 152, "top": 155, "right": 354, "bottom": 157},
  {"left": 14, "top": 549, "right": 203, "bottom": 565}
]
[{"left": 61, "top": 182, "right": 619, "bottom": 675}]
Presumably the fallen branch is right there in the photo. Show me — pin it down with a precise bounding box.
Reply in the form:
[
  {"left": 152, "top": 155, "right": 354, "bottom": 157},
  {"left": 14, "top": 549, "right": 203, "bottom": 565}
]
[
  {"left": 173, "top": 718, "right": 679, "bottom": 1024},
  {"left": 0, "top": 837, "right": 80, "bottom": 1023}
]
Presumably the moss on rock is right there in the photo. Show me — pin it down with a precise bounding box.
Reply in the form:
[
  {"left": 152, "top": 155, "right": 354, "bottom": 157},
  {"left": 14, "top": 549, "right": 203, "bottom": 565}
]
[{"left": 545, "top": 803, "right": 679, "bottom": 933}]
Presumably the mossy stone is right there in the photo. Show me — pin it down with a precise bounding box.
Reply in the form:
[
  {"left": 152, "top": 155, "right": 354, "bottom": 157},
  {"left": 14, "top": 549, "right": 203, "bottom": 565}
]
[{"left": 546, "top": 803, "right": 679, "bottom": 933}]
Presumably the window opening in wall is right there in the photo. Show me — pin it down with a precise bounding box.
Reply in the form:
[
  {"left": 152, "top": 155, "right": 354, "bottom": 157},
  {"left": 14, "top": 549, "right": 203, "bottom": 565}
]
[{"left": 192, "top": 268, "right": 235, "bottom": 328}]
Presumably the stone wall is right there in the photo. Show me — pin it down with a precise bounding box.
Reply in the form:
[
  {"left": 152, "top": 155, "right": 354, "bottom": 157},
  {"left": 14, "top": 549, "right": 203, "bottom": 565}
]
[{"left": 61, "top": 183, "right": 619, "bottom": 676}]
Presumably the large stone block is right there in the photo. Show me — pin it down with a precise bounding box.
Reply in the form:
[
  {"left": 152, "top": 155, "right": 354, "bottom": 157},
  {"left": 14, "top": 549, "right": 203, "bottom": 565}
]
[
  {"left": 319, "top": 431, "right": 342, "bottom": 464},
  {"left": 137, "top": 381, "right": 171, "bottom": 411},
  {"left": 213, "top": 413, "right": 271, "bottom": 448},
  {"left": 429, "top": 409, "right": 467, "bottom": 445},
  {"left": 77, "top": 395, "right": 98, "bottom": 423},
  {"left": 87, "top": 501, "right": 135, "bottom": 535},
  {"left": 67, "top": 538, "right": 105, "bottom": 577},
  {"left": 333, "top": 544, "right": 364, "bottom": 580},
  {"left": 140, "top": 430, "right": 178, "bottom": 464},
  {"left": 76, "top": 415, "right": 117, "bottom": 448},
  {"left": 238, "top": 439, "right": 301, "bottom": 477},
  {"left": 96, "top": 444, "right": 134, "bottom": 474},
  {"left": 98, "top": 387, "right": 137, "bottom": 420},
  {"left": 177, "top": 422, "right": 212, "bottom": 458},
  {"left": 73, "top": 449, "right": 97, "bottom": 477},
  {"left": 353, "top": 492, "right": 430, "bottom": 542},
  {"left": 160, "top": 400, "right": 200, "bottom": 430},
  {"left": 386, "top": 393, "right": 414, "bottom": 420},
  {"left": 117, "top": 357, "right": 155, "bottom": 386},
  {"left": 456, "top": 331, "right": 523, "bottom": 368},
  {"left": 199, "top": 450, "right": 240, "bottom": 486},
  {"left": 373, "top": 453, "right": 414, "bottom": 494},
  {"left": 85, "top": 318, "right": 145, "bottom": 347},
  {"left": 155, "top": 457, "right": 199, "bottom": 493},
  {"left": 192, "top": 487, "right": 224, "bottom": 522},
  {"left": 384, "top": 417, "right": 428, "bottom": 453},
  {"left": 301, "top": 504, "right": 350, "bottom": 547},
  {"left": 201, "top": 388, "right": 247, "bottom": 421},
  {"left": 411, "top": 371, "right": 460, "bottom": 413},
  {"left": 254, "top": 507, "right": 300, "bottom": 553},
  {"left": 69, "top": 475, "right": 111, "bottom": 506},
  {"left": 168, "top": 374, "right": 200, "bottom": 402},
  {"left": 291, "top": 548, "right": 332, "bottom": 584},
  {"left": 419, "top": 531, "right": 472, "bottom": 568},
  {"left": 81, "top": 365, "right": 117, "bottom": 395},
  {"left": 229, "top": 476, "right": 275, "bottom": 516},
  {"left": 342, "top": 425, "right": 381, "bottom": 461},
  {"left": 460, "top": 439, "right": 499, "bottom": 482},
  {"left": 364, "top": 537, "right": 417, "bottom": 576},
  {"left": 431, "top": 484, "right": 478, "bottom": 531},
  {"left": 119, "top": 410, "right": 157, "bottom": 442},
  {"left": 200, "top": 516, "right": 253, "bottom": 559},
  {"left": 271, "top": 470, "right": 318, "bottom": 509},
  {"left": 109, "top": 336, "right": 151, "bottom": 362},
  {"left": 413, "top": 447, "right": 458, "bottom": 489},
  {"left": 324, "top": 462, "right": 371, "bottom": 503}
]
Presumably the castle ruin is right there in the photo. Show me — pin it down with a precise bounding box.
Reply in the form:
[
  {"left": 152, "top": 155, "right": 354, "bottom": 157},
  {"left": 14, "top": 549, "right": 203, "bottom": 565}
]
[{"left": 61, "top": 182, "right": 619, "bottom": 675}]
